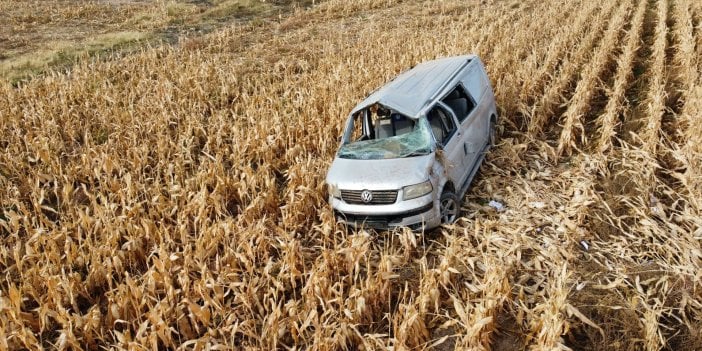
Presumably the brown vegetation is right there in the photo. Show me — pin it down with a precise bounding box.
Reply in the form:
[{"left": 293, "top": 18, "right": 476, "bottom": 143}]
[{"left": 1, "top": 0, "right": 701, "bottom": 349}]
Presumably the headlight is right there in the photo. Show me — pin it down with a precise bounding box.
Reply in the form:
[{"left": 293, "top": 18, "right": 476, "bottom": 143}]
[
  {"left": 402, "top": 180, "right": 433, "bottom": 200},
  {"left": 328, "top": 183, "right": 341, "bottom": 198}
]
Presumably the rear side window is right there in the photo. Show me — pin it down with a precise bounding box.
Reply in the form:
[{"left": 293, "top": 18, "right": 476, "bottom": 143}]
[
  {"left": 441, "top": 84, "right": 475, "bottom": 123},
  {"left": 464, "top": 65, "right": 487, "bottom": 104}
]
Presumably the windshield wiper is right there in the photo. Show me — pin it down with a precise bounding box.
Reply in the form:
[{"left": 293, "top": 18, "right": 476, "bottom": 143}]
[{"left": 403, "top": 150, "right": 430, "bottom": 158}]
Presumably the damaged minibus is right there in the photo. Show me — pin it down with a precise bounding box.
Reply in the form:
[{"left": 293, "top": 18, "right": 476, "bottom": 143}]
[{"left": 326, "top": 55, "right": 498, "bottom": 230}]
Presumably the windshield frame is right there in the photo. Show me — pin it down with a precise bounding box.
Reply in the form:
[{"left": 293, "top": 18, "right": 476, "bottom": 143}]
[{"left": 337, "top": 108, "right": 435, "bottom": 160}]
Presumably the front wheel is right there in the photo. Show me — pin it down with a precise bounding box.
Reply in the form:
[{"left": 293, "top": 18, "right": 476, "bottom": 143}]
[{"left": 439, "top": 191, "right": 459, "bottom": 224}]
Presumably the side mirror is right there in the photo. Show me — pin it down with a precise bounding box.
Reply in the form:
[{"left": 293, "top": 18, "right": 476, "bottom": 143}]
[{"left": 435, "top": 142, "right": 444, "bottom": 150}]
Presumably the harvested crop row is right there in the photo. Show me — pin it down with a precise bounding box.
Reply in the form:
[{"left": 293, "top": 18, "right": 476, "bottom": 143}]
[
  {"left": 516, "top": 0, "right": 602, "bottom": 118},
  {"left": 555, "top": 0, "right": 632, "bottom": 157},
  {"left": 526, "top": 0, "right": 621, "bottom": 135},
  {"left": 596, "top": 0, "right": 649, "bottom": 153},
  {"left": 491, "top": 0, "right": 583, "bottom": 119},
  {"left": 448, "top": 225, "right": 519, "bottom": 349},
  {"left": 1, "top": 0, "right": 702, "bottom": 349},
  {"left": 641, "top": 0, "right": 669, "bottom": 155},
  {"left": 671, "top": 0, "right": 697, "bottom": 94}
]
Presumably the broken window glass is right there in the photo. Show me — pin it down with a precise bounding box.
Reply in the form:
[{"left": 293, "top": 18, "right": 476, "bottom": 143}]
[{"left": 338, "top": 107, "right": 434, "bottom": 160}]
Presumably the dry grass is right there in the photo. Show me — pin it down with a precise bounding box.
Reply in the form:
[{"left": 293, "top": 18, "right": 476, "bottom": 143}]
[{"left": 1, "top": 0, "right": 702, "bottom": 349}]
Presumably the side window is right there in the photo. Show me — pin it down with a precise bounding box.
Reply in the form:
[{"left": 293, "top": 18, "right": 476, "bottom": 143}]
[
  {"left": 350, "top": 112, "right": 365, "bottom": 141},
  {"left": 348, "top": 110, "right": 373, "bottom": 142},
  {"left": 441, "top": 84, "right": 475, "bottom": 123},
  {"left": 427, "top": 105, "right": 457, "bottom": 144}
]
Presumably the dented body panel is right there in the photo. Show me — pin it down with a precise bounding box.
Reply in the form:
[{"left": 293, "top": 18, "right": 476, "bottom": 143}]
[
  {"left": 328, "top": 155, "right": 434, "bottom": 190},
  {"left": 326, "top": 55, "right": 497, "bottom": 230},
  {"left": 351, "top": 56, "right": 473, "bottom": 119}
]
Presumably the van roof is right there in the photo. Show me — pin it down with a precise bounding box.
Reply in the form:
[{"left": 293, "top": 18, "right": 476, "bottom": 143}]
[{"left": 350, "top": 55, "right": 475, "bottom": 119}]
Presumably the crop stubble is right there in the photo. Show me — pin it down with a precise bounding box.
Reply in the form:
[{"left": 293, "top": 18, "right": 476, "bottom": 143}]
[{"left": 1, "top": 0, "right": 701, "bottom": 349}]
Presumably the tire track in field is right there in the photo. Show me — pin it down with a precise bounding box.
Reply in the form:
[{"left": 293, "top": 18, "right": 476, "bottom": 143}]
[
  {"left": 453, "top": 1, "right": 593, "bottom": 339},
  {"left": 660, "top": 2, "right": 702, "bottom": 348},
  {"left": 594, "top": 2, "right": 666, "bottom": 344},
  {"left": 560, "top": 3, "right": 650, "bottom": 348},
  {"left": 518, "top": 164, "right": 631, "bottom": 350},
  {"left": 524, "top": 1, "right": 687, "bottom": 348},
  {"left": 465, "top": 2, "right": 636, "bottom": 338},
  {"left": 680, "top": 1, "right": 702, "bottom": 206}
]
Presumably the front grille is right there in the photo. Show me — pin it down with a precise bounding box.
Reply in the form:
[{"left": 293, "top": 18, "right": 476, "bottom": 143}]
[{"left": 340, "top": 189, "right": 398, "bottom": 205}]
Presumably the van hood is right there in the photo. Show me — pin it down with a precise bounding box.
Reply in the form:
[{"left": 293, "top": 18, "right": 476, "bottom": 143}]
[{"left": 326, "top": 154, "right": 434, "bottom": 190}]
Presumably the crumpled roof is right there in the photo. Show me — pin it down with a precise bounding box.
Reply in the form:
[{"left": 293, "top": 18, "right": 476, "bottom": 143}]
[{"left": 351, "top": 55, "right": 474, "bottom": 119}]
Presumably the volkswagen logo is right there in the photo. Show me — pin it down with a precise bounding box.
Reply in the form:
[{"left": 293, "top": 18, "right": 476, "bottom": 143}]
[{"left": 360, "top": 190, "right": 373, "bottom": 203}]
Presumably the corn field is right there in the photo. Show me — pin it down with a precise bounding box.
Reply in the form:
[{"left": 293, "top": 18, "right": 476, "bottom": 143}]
[{"left": 1, "top": 0, "right": 702, "bottom": 349}]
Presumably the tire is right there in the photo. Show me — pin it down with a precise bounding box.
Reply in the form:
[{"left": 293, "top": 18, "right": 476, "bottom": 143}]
[{"left": 439, "top": 191, "right": 460, "bottom": 224}]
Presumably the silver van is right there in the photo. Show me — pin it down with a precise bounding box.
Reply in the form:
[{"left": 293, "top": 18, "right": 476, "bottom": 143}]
[{"left": 325, "top": 55, "right": 497, "bottom": 230}]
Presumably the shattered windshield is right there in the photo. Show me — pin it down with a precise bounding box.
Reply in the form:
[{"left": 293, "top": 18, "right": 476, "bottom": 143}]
[{"left": 337, "top": 104, "right": 434, "bottom": 160}]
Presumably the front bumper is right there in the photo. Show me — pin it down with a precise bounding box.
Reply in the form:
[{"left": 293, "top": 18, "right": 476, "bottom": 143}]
[{"left": 332, "top": 197, "right": 440, "bottom": 230}]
